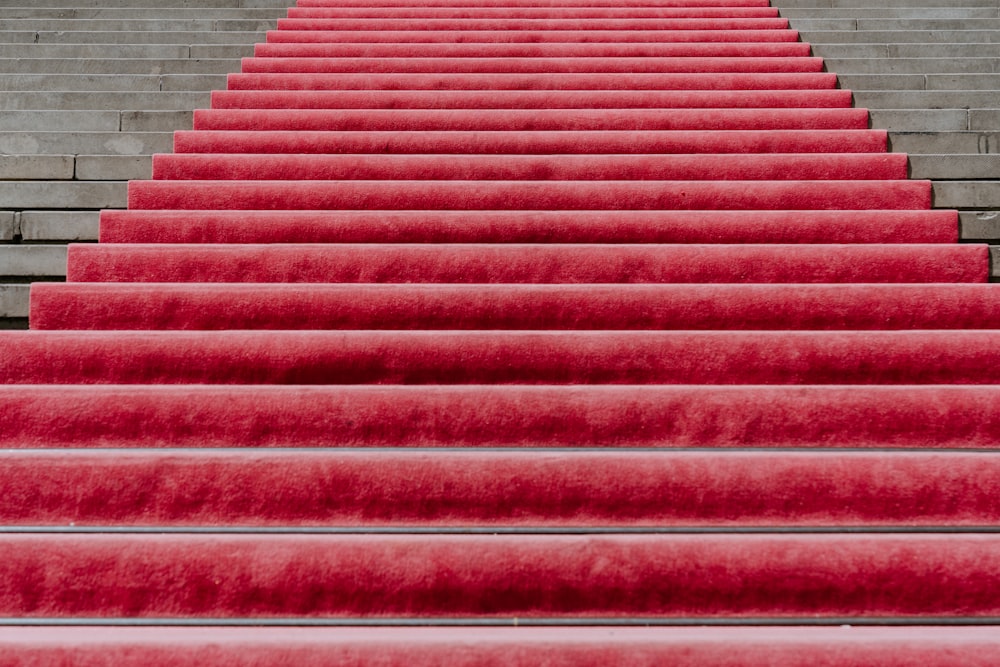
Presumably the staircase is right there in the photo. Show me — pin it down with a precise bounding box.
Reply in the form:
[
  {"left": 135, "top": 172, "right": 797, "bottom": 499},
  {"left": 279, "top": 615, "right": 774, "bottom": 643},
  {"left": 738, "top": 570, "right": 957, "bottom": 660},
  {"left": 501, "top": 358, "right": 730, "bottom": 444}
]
[
  {"left": 3, "top": 0, "right": 1000, "bottom": 662},
  {"left": 0, "top": 0, "right": 292, "bottom": 327}
]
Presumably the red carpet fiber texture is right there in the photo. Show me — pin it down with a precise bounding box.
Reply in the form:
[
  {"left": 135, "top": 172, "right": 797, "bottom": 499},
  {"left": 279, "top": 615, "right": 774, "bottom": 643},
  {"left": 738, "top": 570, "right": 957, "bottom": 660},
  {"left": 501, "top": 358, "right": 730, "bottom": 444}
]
[{"left": 4, "top": 0, "right": 1000, "bottom": 663}]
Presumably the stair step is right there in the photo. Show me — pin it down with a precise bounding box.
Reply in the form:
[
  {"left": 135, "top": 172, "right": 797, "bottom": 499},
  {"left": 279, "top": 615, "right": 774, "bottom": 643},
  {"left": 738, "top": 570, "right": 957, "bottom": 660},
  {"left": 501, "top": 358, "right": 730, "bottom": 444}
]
[
  {"left": 0, "top": 7, "right": 288, "bottom": 19},
  {"left": 3, "top": 533, "right": 1000, "bottom": 617},
  {"left": 240, "top": 56, "right": 826, "bottom": 74},
  {"left": 97, "top": 209, "right": 959, "bottom": 244},
  {"left": 0, "top": 58, "right": 241, "bottom": 75},
  {"left": 209, "top": 88, "right": 853, "bottom": 109},
  {"left": 827, "top": 57, "right": 1000, "bottom": 74},
  {"left": 0, "top": 247, "right": 67, "bottom": 280},
  {"left": 263, "top": 28, "right": 803, "bottom": 44},
  {"left": 0, "top": 285, "right": 28, "bottom": 322},
  {"left": 2, "top": 30, "right": 268, "bottom": 44},
  {"left": 126, "top": 180, "right": 931, "bottom": 211},
  {"left": 840, "top": 73, "right": 1000, "bottom": 91},
  {"left": 909, "top": 154, "right": 1000, "bottom": 179},
  {"left": 0, "top": 132, "right": 172, "bottom": 155},
  {"left": 29, "top": 283, "right": 1000, "bottom": 331},
  {"left": 0, "top": 92, "right": 209, "bottom": 111},
  {"left": 284, "top": 6, "right": 783, "bottom": 18},
  {"left": 252, "top": 41, "right": 813, "bottom": 57},
  {"left": 853, "top": 90, "right": 1000, "bottom": 108},
  {"left": 0, "top": 627, "right": 997, "bottom": 664},
  {"left": 20, "top": 211, "right": 99, "bottom": 242},
  {"left": 934, "top": 181, "right": 1000, "bottom": 209},
  {"left": 150, "top": 153, "right": 908, "bottom": 181},
  {"left": 4, "top": 330, "right": 1000, "bottom": 385},
  {"left": 799, "top": 29, "right": 1000, "bottom": 43},
  {"left": 175, "top": 130, "right": 886, "bottom": 154},
  {"left": 7, "top": 384, "right": 1000, "bottom": 448},
  {"left": 781, "top": 7, "right": 1000, "bottom": 18},
  {"left": 0, "top": 182, "right": 124, "bottom": 209},
  {"left": 0, "top": 154, "right": 150, "bottom": 180},
  {"left": 224, "top": 71, "right": 837, "bottom": 90},
  {"left": 0, "top": 73, "right": 226, "bottom": 92},
  {"left": 1, "top": 448, "right": 1000, "bottom": 525},
  {"left": 810, "top": 42, "right": 1000, "bottom": 58},
  {"left": 274, "top": 17, "right": 792, "bottom": 30},
  {"left": 65, "top": 243, "right": 981, "bottom": 284}
]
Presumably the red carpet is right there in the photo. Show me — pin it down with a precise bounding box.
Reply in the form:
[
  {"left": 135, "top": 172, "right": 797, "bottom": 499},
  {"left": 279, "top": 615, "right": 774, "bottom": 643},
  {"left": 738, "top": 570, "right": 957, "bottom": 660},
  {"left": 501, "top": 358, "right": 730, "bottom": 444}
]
[{"left": 2, "top": 0, "right": 998, "bottom": 661}]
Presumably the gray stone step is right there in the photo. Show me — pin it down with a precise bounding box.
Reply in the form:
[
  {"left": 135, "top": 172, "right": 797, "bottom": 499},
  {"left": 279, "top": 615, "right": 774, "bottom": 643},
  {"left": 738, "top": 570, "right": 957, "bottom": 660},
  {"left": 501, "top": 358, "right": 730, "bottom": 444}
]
[
  {"left": 782, "top": 7, "right": 1000, "bottom": 18},
  {"left": 0, "top": 73, "right": 226, "bottom": 92},
  {"left": 0, "top": 43, "right": 247, "bottom": 58},
  {"left": 0, "top": 17, "right": 276, "bottom": 30},
  {"left": 0, "top": 285, "right": 29, "bottom": 323},
  {"left": 191, "top": 44, "right": 255, "bottom": 58},
  {"left": 0, "top": 0, "right": 292, "bottom": 7},
  {"left": 778, "top": 0, "right": 1000, "bottom": 7},
  {"left": 795, "top": 18, "right": 1000, "bottom": 29},
  {"left": 1, "top": 30, "right": 265, "bottom": 44},
  {"left": 890, "top": 131, "right": 1000, "bottom": 154},
  {"left": 0, "top": 58, "right": 240, "bottom": 75},
  {"left": 839, "top": 73, "right": 1000, "bottom": 90},
  {"left": 800, "top": 29, "right": 1000, "bottom": 43},
  {"left": 0, "top": 43, "right": 188, "bottom": 58},
  {"left": 0, "top": 7, "right": 285, "bottom": 18},
  {"left": 0, "top": 246, "right": 68, "bottom": 280},
  {"left": 937, "top": 181, "right": 1000, "bottom": 208},
  {"left": 0, "top": 211, "right": 13, "bottom": 242},
  {"left": 826, "top": 57, "right": 1000, "bottom": 74},
  {"left": 0, "top": 110, "right": 191, "bottom": 132},
  {"left": 0, "top": 154, "right": 148, "bottom": 184},
  {"left": 810, "top": 43, "right": 1000, "bottom": 58},
  {"left": 17, "top": 211, "right": 99, "bottom": 242},
  {"left": 0, "top": 92, "right": 208, "bottom": 110},
  {"left": 868, "top": 109, "right": 1000, "bottom": 132},
  {"left": 909, "top": 154, "right": 1000, "bottom": 178},
  {"left": 853, "top": 90, "right": 1000, "bottom": 109},
  {"left": 0, "top": 181, "right": 125, "bottom": 209},
  {"left": 960, "top": 211, "right": 1000, "bottom": 240},
  {"left": 0, "top": 132, "right": 172, "bottom": 155}
]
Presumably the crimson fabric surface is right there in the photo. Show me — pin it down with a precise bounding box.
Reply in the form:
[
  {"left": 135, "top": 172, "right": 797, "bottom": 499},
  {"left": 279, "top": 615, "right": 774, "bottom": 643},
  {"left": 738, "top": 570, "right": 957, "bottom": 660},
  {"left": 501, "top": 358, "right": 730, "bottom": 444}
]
[
  {"left": 5, "top": 385, "right": 1000, "bottom": 448},
  {"left": 2, "top": 0, "right": 998, "bottom": 657},
  {"left": 31, "top": 283, "right": 1000, "bottom": 330},
  {"left": 1, "top": 450, "right": 999, "bottom": 526},
  {"left": 99, "top": 210, "right": 959, "bottom": 244},
  {"left": 2, "top": 627, "right": 1000, "bottom": 667}
]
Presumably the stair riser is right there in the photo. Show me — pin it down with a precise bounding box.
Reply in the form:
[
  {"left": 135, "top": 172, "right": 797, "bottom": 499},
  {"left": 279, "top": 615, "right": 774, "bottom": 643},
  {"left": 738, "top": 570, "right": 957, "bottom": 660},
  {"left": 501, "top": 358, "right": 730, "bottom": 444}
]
[
  {"left": 253, "top": 41, "right": 813, "bottom": 56},
  {"left": 4, "top": 330, "right": 1000, "bottom": 385},
  {"left": 151, "top": 154, "right": 907, "bottom": 181},
  {"left": 126, "top": 180, "right": 931, "bottom": 211},
  {"left": 175, "top": 130, "right": 886, "bottom": 154},
  {"left": 3, "top": 450, "right": 1000, "bottom": 525},
  {"left": 97, "top": 210, "right": 958, "bottom": 245},
  {"left": 226, "top": 72, "right": 836, "bottom": 90},
  {"left": 64, "top": 243, "right": 983, "bottom": 284},
  {"left": 1, "top": 534, "right": 1000, "bottom": 617},
  {"left": 241, "top": 56, "right": 824, "bottom": 73},
  {"left": 0, "top": 627, "right": 998, "bottom": 667},
  {"left": 32, "top": 283, "right": 996, "bottom": 331},
  {"left": 5, "top": 385, "right": 1000, "bottom": 448},
  {"left": 210, "top": 89, "right": 853, "bottom": 108},
  {"left": 264, "top": 29, "right": 801, "bottom": 43},
  {"left": 192, "top": 109, "right": 872, "bottom": 131}
]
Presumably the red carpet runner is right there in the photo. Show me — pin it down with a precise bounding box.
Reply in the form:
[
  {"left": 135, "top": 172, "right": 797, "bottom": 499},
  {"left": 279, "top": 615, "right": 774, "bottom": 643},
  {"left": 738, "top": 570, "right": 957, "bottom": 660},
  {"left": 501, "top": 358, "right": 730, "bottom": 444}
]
[{"left": 3, "top": 0, "right": 1000, "bottom": 662}]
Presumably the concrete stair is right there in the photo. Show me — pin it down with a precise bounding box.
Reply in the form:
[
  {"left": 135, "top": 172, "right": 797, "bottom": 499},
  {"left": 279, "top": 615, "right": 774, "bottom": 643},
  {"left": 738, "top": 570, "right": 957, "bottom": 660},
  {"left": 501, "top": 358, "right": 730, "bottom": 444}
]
[
  {"left": 0, "top": 0, "right": 292, "bottom": 328},
  {"left": 771, "top": 0, "right": 1000, "bottom": 243},
  {"left": 1, "top": 0, "right": 997, "bottom": 330}
]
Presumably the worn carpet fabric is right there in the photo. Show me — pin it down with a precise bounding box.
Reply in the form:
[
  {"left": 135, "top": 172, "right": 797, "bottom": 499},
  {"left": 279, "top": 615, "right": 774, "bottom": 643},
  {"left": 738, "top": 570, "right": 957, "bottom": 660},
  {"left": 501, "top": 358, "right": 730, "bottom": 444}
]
[{"left": 1, "top": 0, "right": 997, "bottom": 661}]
